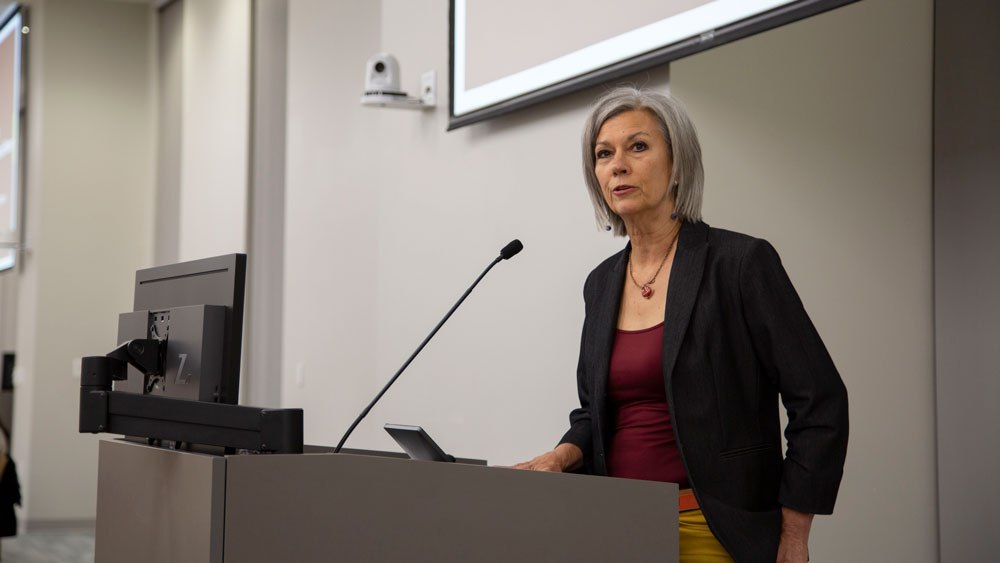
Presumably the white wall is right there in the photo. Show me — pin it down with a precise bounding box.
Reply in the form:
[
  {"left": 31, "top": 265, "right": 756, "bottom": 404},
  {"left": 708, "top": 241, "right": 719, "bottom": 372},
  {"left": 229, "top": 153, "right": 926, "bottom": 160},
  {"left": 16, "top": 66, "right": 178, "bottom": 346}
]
[
  {"left": 177, "top": 0, "right": 249, "bottom": 261},
  {"left": 154, "top": 0, "right": 250, "bottom": 266},
  {"left": 283, "top": 0, "right": 385, "bottom": 445},
  {"left": 11, "top": 0, "right": 154, "bottom": 524},
  {"left": 284, "top": 0, "right": 621, "bottom": 459},
  {"left": 284, "top": 0, "right": 934, "bottom": 560}
]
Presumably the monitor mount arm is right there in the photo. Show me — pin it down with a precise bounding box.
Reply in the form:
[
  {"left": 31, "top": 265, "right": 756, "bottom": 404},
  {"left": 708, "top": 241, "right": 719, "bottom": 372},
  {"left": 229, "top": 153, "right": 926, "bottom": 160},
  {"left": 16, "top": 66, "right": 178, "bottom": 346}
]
[
  {"left": 79, "top": 340, "right": 303, "bottom": 454},
  {"left": 85, "top": 338, "right": 168, "bottom": 396},
  {"left": 105, "top": 338, "right": 165, "bottom": 377}
]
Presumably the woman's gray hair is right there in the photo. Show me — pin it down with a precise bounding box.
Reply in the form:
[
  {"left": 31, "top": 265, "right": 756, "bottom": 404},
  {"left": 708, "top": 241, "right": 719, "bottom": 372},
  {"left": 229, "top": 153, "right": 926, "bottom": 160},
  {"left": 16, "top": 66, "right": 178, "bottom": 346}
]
[{"left": 581, "top": 86, "right": 704, "bottom": 236}]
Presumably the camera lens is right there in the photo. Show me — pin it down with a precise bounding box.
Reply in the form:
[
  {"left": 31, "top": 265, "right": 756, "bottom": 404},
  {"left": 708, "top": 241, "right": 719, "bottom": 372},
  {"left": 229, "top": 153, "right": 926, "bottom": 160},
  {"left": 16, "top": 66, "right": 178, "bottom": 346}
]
[{"left": 374, "top": 61, "right": 385, "bottom": 73}]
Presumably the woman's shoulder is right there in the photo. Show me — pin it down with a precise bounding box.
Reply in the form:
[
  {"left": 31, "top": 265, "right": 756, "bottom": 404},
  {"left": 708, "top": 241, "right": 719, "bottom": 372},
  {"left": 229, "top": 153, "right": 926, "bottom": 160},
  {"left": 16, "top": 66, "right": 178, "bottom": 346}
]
[
  {"left": 701, "top": 224, "right": 786, "bottom": 281},
  {"left": 703, "top": 223, "right": 775, "bottom": 260},
  {"left": 705, "top": 224, "right": 759, "bottom": 247},
  {"left": 582, "top": 246, "right": 628, "bottom": 295}
]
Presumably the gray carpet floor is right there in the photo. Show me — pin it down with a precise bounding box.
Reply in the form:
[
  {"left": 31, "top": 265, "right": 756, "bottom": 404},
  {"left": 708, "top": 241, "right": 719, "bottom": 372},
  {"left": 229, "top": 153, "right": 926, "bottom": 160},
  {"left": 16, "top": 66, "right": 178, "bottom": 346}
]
[{"left": 0, "top": 531, "right": 95, "bottom": 563}]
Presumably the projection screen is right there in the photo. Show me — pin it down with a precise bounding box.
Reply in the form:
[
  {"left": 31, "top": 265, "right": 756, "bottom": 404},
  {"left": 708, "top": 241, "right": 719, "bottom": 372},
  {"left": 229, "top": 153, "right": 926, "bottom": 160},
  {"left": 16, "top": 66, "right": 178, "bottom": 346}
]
[{"left": 449, "top": 0, "right": 858, "bottom": 129}]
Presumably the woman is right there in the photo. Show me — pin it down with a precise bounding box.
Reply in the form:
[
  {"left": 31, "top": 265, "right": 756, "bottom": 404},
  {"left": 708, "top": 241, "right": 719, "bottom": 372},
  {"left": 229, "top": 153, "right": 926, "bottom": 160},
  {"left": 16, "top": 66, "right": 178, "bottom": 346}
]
[{"left": 513, "top": 87, "right": 849, "bottom": 563}]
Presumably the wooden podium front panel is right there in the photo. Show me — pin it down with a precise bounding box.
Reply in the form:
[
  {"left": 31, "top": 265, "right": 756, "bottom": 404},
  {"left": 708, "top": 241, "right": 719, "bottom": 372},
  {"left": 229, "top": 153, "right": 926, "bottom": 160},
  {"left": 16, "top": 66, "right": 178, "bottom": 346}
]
[
  {"left": 223, "top": 452, "right": 678, "bottom": 562},
  {"left": 95, "top": 440, "right": 226, "bottom": 563}
]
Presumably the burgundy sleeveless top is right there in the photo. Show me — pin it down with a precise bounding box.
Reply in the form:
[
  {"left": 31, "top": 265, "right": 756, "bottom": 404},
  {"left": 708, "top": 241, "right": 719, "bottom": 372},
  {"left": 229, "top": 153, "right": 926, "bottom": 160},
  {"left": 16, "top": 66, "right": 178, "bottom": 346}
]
[{"left": 607, "top": 322, "right": 689, "bottom": 487}]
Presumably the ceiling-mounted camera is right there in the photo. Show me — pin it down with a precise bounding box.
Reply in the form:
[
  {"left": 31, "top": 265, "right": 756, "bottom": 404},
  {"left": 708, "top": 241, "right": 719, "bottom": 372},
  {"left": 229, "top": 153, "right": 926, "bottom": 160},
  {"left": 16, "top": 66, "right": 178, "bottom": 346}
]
[
  {"left": 361, "top": 53, "right": 436, "bottom": 109},
  {"left": 365, "top": 53, "right": 404, "bottom": 96}
]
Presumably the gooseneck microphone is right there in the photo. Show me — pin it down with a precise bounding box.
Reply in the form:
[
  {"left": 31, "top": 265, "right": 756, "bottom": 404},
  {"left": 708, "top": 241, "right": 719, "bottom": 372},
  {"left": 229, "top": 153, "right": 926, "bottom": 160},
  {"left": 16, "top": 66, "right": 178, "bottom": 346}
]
[
  {"left": 499, "top": 239, "right": 523, "bottom": 260},
  {"left": 333, "top": 239, "right": 523, "bottom": 454}
]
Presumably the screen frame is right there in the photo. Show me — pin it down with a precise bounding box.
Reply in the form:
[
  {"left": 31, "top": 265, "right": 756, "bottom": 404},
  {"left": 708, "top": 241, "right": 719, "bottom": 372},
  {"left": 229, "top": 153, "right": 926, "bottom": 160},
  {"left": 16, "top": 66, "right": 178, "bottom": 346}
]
[
  {"left": 448, "top": 0, "right": 859, "bottom": 130},
  {"left": 0, "top": 4, "right": 26, "bottom": 272}
]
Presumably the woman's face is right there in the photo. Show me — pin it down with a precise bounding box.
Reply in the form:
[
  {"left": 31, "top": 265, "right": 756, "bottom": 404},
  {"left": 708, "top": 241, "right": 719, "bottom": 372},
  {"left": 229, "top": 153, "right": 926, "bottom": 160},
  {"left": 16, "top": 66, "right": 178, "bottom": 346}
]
[{"left": 594, "top": 109, "right": 673, "bottom": 224}]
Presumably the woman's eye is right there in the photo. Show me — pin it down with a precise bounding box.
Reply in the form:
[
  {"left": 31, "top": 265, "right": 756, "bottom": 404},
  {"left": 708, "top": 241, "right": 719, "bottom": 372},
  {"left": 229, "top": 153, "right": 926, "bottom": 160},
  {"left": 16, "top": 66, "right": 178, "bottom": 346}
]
[
  {"left": 596, "top": 149, "right": 611, "bottom": 159},
  {"left": 632, "top": 142, "right": 647, "bottom": 151}
]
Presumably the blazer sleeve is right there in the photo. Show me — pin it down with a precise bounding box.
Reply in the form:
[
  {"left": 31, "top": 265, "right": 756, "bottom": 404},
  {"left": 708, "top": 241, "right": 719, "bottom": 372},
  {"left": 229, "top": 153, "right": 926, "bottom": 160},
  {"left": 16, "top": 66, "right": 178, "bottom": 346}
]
[
  {"left": 559, "top": 324, "right": 592, "bottom": 458},
  {"left": 739, "top": 238, "right": 849, "bottom": 515}
]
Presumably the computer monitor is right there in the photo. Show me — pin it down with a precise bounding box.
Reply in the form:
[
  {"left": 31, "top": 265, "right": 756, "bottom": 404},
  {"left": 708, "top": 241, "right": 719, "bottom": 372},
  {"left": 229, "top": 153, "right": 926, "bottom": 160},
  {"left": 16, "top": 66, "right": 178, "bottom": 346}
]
[{"left": 113, "top": 254, "right": 246, "bottom": 404}]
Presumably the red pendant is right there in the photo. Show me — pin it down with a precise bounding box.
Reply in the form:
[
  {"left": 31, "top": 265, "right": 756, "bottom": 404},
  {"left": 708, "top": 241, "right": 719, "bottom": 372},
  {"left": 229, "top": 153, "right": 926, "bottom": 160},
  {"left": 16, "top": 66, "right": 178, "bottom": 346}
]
[{"left": 641, "top": 285, "right": 653, "bottom": 299}]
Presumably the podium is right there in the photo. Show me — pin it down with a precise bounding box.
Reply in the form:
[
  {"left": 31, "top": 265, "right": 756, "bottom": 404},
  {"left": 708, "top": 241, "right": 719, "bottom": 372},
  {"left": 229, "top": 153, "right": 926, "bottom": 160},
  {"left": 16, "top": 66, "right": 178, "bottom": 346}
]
[{"left": 95, "top": 439, "right": 679, "bottom": 562}]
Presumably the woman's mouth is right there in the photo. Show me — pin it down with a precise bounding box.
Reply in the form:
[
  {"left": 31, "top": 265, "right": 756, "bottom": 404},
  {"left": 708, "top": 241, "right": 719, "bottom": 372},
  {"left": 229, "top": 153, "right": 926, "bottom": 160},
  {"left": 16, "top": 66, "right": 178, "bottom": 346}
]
[{"left": 613, "top": 185, "right": 637, "bottom": 195}]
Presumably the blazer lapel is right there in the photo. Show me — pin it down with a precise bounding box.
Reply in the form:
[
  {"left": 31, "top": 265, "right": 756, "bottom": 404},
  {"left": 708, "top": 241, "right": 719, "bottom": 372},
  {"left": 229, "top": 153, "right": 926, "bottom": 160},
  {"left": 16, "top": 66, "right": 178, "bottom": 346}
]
[
  {"left": 662, "top": 221, "right": 709, "bottom": 388},
  {"left": 590, "top": 245, "right": 628, "bottom": 470}
]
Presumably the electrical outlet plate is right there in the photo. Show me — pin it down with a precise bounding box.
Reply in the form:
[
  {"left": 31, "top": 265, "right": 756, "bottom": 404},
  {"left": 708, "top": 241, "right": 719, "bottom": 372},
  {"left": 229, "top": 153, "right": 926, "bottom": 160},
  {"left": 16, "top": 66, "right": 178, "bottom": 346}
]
[{"left": 295, "top": 361, "right": 305, "bottom": 388}]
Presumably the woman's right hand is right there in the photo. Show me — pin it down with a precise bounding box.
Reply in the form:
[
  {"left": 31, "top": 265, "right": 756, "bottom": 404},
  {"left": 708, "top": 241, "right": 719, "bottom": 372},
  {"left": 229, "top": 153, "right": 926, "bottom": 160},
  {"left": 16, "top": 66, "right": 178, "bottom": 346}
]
[{"left": 510, "top": 443, "right": 583, "bottom": 472}]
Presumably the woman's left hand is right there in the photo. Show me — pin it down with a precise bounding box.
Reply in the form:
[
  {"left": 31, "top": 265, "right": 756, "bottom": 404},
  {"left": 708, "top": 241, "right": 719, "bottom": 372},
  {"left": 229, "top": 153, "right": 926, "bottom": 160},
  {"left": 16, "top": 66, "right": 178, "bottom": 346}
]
[
  {"left": 777, "top": 506, "right": 813, "bottom": 562},
  {"left": 508, "top": 443, "right": 583, "bottom": 472}
]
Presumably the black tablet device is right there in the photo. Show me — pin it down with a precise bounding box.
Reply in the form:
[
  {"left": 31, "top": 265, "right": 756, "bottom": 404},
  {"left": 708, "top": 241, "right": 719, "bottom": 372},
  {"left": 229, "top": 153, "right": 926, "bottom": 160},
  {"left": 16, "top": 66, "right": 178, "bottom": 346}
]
[{"left": 384, "top": 424, "right": 455, "bottom": 462}]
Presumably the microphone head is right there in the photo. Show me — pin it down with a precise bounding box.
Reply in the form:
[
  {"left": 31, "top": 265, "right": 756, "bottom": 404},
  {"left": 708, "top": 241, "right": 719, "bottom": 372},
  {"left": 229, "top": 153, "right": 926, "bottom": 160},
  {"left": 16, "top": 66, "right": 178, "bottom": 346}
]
[{"left": 500, "top": 239, "right": 523, "bottom": 260}]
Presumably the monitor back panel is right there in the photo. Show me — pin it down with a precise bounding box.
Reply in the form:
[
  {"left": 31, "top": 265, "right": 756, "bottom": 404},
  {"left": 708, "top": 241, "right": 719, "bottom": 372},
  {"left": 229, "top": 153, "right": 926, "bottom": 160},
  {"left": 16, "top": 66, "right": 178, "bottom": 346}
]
[{"left": 132, "top": 254, "right": 246, "bottom": 404}]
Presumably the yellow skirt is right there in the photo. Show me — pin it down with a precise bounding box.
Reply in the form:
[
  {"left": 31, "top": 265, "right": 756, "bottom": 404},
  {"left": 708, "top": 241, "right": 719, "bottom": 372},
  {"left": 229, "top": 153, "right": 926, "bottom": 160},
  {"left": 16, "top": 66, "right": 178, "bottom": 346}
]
[{"left": 678, "top": 494, "right": 733, "bottom": 563}]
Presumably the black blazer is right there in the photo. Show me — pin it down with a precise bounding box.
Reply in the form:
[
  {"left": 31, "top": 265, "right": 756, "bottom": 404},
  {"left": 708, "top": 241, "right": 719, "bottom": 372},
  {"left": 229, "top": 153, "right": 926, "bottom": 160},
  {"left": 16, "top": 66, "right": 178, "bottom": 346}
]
[{"left": 559, "top": 221, "right": 848, "bottom": 563}]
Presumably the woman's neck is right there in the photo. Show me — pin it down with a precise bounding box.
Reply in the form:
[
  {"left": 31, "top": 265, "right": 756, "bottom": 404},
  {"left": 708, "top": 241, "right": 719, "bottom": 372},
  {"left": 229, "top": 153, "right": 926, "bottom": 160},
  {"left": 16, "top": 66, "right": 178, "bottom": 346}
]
[{"left": 626, "top": 213, "right": 682, "bottom": 265}]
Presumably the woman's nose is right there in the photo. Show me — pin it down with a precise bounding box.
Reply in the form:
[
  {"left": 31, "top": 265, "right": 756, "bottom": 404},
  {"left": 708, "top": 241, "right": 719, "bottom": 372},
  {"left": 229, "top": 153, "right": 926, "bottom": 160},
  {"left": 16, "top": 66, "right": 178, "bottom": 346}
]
[{"left": 610, "top": 153, "right": 628, "bottom": 175}]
